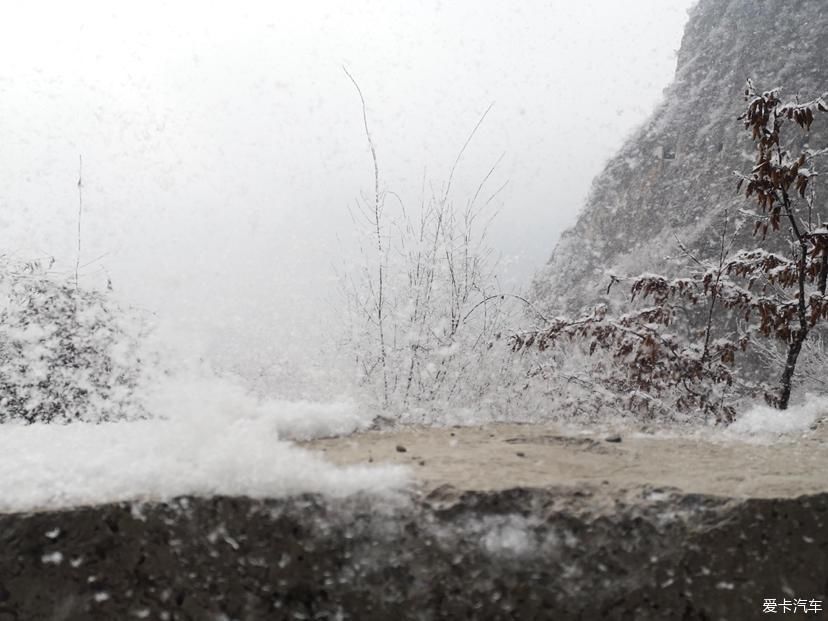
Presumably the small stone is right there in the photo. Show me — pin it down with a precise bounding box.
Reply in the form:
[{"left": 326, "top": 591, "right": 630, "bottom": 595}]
[
  {"left": 419, "top": 460, "right": 426, "bottom": 466},
  {"left": 396, "top": 445, "right": 407, "bottom": 453},
  {"left": 605, "top": 434, "right": 622, "bottom": 443},
  {"left": 516, "top": 451, "right": 526, "bottom": 458}
]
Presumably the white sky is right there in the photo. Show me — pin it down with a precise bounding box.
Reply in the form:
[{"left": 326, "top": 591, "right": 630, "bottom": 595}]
[{"left": 0, "top": 0, "right": 696, "bottom": 371}]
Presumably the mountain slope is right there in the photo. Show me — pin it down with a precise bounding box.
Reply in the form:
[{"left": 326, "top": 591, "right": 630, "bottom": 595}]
[{"left": 533, "top": 0, "right": 828, "bottom": 314}]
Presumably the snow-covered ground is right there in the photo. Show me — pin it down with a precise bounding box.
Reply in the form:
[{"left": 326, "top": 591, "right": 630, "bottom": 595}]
[
  {"left": 724, "top": 396, "right": 826, "bottom": 443},
  {"left": 1, "top": 363, "right": 824, "bottom": 514},
  {"left": 0, "top": 374, "right": 410, "bottom": 513}
]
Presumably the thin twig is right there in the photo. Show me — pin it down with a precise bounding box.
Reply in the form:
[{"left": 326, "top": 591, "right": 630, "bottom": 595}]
[
  {"left": 343, "top": 66, "right": 389, "bottom": 406},
  {"left": 444, "top": 102, "right": 494, "bottom": 203},
  {"left": 673, "top": 233, "right": 705, "bottom": 268},
  {"left": 462, "top": 293, "right": 548, "bottom": 325},
  {"left": 75, "top": 155, "right": 83, "bottom": 293}
]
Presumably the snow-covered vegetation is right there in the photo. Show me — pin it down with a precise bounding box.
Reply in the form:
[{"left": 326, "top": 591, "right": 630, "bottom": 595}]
[
  {"left": 514, "top": 81, "right": 828, "bottom": 421},
  {"left": 0, "top": 257, "right": 152, "bottom": 424},
  {"left": 339, "top": 85, "right": 536, "bottom": 422}
]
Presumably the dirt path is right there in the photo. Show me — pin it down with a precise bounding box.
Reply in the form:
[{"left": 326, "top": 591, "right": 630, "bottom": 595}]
[{"left": 301, "top": 420, "right": 828, "bottom": 499}]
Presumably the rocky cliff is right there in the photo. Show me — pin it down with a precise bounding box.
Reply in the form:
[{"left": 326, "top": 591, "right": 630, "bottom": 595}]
[{"left": 533, "top": 0, "right": 828, "bottom": 314}]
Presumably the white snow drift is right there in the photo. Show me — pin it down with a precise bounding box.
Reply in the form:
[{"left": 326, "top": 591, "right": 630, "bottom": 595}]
[{"left": 0, "top": 374, "right": 409, "bottom": 513}]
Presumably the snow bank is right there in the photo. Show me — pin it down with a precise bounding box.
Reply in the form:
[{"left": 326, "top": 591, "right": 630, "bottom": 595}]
[
  {"left": 726, "top": 395, "right": 827, "bottom": 442},
  {"left": 0, "top": 374, "right": 409, "bottom": 513},
  {"left": 145, "top": 375, "right": 376, "bottom": 440}
]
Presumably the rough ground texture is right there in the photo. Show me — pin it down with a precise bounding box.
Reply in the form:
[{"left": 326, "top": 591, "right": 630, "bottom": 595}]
[
  {"left": 1, "top": 489, "right": 827, "bottom": 621},
  {"left": 306, "top": 421, "right": 828, "bottom": 499},
  {"left": 2, "top": 421, "right": 828, "bottom": 620},
  {"left": 532, "top": 0, "right": 828, "bottom": 314}
]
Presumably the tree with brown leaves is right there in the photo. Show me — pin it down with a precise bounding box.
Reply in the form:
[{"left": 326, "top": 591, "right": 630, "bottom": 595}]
[
  {"left": 734, "top": 80, "right": 828, "bottom": 408},
  {"left": 514, "top": 81, "right": 828, "bottom": 418}
]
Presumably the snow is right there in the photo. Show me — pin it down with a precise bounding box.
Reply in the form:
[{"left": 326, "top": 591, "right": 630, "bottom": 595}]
[
  {"left": 0, "top": 373, "right": 410, "bottom": 513},
  {"left": 41, "top": 551, "right": 63, "bottom": 565},
  {"left": 726, "top": 395, "right": 826, "bottom": 441},
  {"left": 482, "top": 518, "right": 533, "bottom": 557}
]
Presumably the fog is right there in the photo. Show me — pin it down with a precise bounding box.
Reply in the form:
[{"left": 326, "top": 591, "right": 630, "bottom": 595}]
[{"left": 0, "top": 0, "right": 695, "bottom": 378}]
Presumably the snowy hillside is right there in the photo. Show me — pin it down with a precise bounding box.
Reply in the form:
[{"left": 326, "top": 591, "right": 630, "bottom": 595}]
[{"left": 533, "top": 0, "right": 828, "bottom": 315}]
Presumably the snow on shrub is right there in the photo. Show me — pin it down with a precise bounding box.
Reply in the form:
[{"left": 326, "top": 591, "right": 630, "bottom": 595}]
[{"left": 0, "top": 258, "right": 150, "bottom": 423}]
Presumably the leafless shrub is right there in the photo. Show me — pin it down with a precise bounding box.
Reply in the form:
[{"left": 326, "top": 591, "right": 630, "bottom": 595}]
[{"left": 340, "top": 71, "right": 533, "bottom": 417}]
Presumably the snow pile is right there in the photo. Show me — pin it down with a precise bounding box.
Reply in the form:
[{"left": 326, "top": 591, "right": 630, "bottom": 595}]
[
  {"left": 0, "top": 374, "right": 409, "bottom": 513},
  {"left": 725, "top": 395, "right": 826, "bottom": 442},
  {"left": 145, "top": 375, "right": 375, "bottom": 441}
]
